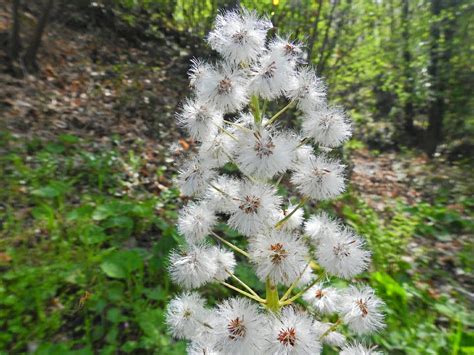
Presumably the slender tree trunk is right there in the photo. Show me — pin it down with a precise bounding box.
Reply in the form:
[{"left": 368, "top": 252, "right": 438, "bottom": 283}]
[
  {"left": 9, "top": 0, "right": 22, "bottom": 61},
  {"left": 316, "top": 0, "right": 339, "bottom": 74},
  {"left": 23, "top": 0, "right": 54, "bottom": 72},
  {"left": 402, "top": 0, "right": 415, "bottom": 136},
  {"left": 306, "top": 0, "right": 324, "bottom": 61},
  {"left": 424, "top": 0, "right": 456, "bottom": 156}
]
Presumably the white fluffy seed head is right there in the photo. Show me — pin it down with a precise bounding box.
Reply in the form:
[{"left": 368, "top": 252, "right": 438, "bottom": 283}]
[
  {"left": 213, "top": 297, "right": 268, "bottom": 354},
  {"left": 177, "top": 98, "right": 224, "bottom": 142},
  {"left": 302, "top": 105, "right": 352, "bottom": 147},
  {"left": 340, "top": 342, "right": 383, "bottom": 355},
  {"left": 205, "top": 175, "right": 241, "bottom": 214},
  {"left": 166, "top": 292, "right": 208, "bottom": 340},
  {"left": 340, "top": 286, "right": 385, "bottom": 335},
  {"left": 291, "top": 154, "right": 346, "bottom": 200},
  {"left": 207, "top": 8, "right": 272, "bottom": 64},
  {"left": 263, "top": 307, "right": 321, "bottom": 354},
  {"left": 249, "top": 54, "right": 296, "bottom": 100},
  {"left": 176, "top": 156, "right": 216, "bottom": 197},
  {"left": 286, "top": 67, "right": 327, "bottom": 112},
  {"left": 199, "top": 131, "right": 236, "bottom": 168},
  {"left": 235, "top": 128, "right": 298, "bottom": 179},
  {"left": 313, "top": 320, "right": 346, "bottom": 347},
  {"left": 186, "top": 341, "right": 220, "bottom": 355},
  {"left": 188, "top": 58, "right": 213, "bottom": 88},
  {"left": 268, "top": 35, "right": 304, "bottom": 65},
  {"left": 316, "top": 228, "right": 371, "bottom": 279},
  {"left": 169, "top": 244, "right": 217, "bottom": 289},
  {"left": 303, "top": 283, "right": 342, "bottom": 314},
  {"left": 228, "top": 181, "right": 281, "bottom": 237},
  {"left": 304, "top": 211, "right": 342, "bottom": 244},
  {"left": 275, "top": 202, "right": 305, "bottom": 232},
  {"left": 210, "top": 246, "right": 236, "bottom": 281},
  {"left": 249, "top": 230, "right": 308, "bottom": 286},
  {"left": 196, "top": 64, "right": 249, "bottom": 113},
  {"left": 177, "top": 201, "right": 217, "bottom": 244}
]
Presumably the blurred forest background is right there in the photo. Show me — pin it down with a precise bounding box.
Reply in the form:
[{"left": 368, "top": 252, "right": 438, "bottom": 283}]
[{"left": 0, "top": 0, "right": 473, "bottom": 354}]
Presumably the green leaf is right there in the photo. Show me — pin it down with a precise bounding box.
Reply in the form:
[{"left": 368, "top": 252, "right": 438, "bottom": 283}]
[{"left": 100, "top": 250, "right": 143, "bottom": 279}]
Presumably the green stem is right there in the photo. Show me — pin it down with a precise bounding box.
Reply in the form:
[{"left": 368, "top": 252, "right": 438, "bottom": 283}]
[
  {"left": 226, "top": 270, "right": 265, "bottom": 301},
  {"left": 251, "top": 95, "right": 261, "bottom": 125},
  {"left": 275, "top": 197, "right": 308, "bottom": 229},
  {"left": 265, "top": 278, "right": 280, "bottom": 312},
  {"left": 265, "top": 100, "right": 295, "bottom": 127},
  {"left": 211, "top": 231, "right": 250, "bottom": 258},
  {"left": 279, "top": 263, "right": 310, "bottom": 302},
  {"left": 223, "top": 119, "right": 253, "bottom": 133},
  {"left": 319, "top": 319, "right": 343, "bottom": 340},
  {"left": 220, "top": 281, "right": 264, "bottom": 303},
  {"left": 281, "top": 274, "right": 323, "bottom": 306}
]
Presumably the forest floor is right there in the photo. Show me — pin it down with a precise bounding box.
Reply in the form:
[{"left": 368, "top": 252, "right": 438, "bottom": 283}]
[{"left": 0, "top": 5, "right": 473, "bottom": 354}]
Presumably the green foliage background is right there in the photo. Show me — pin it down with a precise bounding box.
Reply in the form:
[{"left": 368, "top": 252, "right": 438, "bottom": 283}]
[{"left": 1, "top": 0, "right": 473, "bottom": 354}]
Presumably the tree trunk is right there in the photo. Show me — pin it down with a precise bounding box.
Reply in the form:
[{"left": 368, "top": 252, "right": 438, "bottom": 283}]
[
  {"left": 9, "top": 0, "right": 22, "bottom": 61},
  {"left": 401, "top": 0, "right": 415, "bottom": 136},
  {"left": 23, "top": 0, "right": 54, "bottom": 72},
  {"left": 424, "top": 0, "right": 457, "bottom": 156},
  {"left": 306, "top": 0, "right": 324, "bottom": 61}
]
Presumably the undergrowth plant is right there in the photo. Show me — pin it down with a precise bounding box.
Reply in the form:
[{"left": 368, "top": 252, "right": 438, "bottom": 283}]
[{"left": 166, "top": 7, "right": 385, "bottom": 354}]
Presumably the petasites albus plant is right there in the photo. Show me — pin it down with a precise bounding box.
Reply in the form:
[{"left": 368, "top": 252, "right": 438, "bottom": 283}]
[{"left": 166, "top": 7, "right": 384, "bottom": 355}]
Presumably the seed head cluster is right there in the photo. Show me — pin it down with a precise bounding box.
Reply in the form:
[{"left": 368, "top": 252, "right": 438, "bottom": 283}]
[{"left": 166, "top": 7, "right": 385, "bottom": 354}]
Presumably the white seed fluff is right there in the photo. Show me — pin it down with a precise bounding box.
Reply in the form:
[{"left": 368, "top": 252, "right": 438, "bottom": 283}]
[
  {"left": 210, "top": 246, "right": 236, "bottom": 281},
  {"left": 303, "top": 283, "right": 342, "bottom": 314},
  {"left": 196, "top": 64, "right": 248, "bottom": 113},
  {"left": 291, "top": 154, "right": 345, "bottom": 200},
  {"left": 213, "top": 297, "right": 267, "bottom": 354},
  {"left": 340, "top": 286, "right": 385, "bottom": 335},
  {"left": 177, "top": 201, "right": 217, "bottom": 244},
  {"left": 207, "top": 8, "right": 272, "bottom": 64},
  {"left": 178, "top": 98, "right": 224, "bottom": 142},
  {"left": 302, "top": 105, "right": 352, "bottom": 147},
  {"left": 169, "top": 244, "right": 217, "bottom": 289},
  {"left": 316, "top": 228, "right": 371, "bottom": 279},
  {"left": 176, "top": 157, "right": 216, "bottom": 197},
  {"left": 263, "top": 307, "right": 321, "bottom": 354},
  {"left": 228, "top": 181, "right": 281, "bottom": 237},
  {"left": 235, "top": 128, "right": 298, "bottom": 179},
  {"left": 166, "top": 292, "right": 208, "bottom": 340},
  {"left": 249, "top": 230, "right": 308, "bottom": 286},
  {"left": 304, "top": 211, "right": 342, "bottom": 244},
  {"left": 340, "top": 342, "right": 383, "bottom": 355}
]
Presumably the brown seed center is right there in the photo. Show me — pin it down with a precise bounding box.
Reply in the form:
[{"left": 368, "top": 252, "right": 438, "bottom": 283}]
[
  {"left": 263, "top": 61, "right": 277, "bottom": 78},
  {"left": 239, "top": 195, "right": 261, "bottom": 214},
  {"left": 228, "top": 317, "right": 246, "bottom": 340},
  {"left": 277, "top": 327, "right": 297, "bottom": 347},
  {"left": 254, "top": 136, "right": 275, "bottom": 158},
  {"left": 315, "top": 289, "right": 326, "bottom": 299},
  {"left": 356, "top": 298, "right": 369, "bottom": 317},
  {"left": 270, "top": 243, "right": 288, "bottom": 264},
  {"left": 218, "top": 78, "right": 233, "bottom": 95}
]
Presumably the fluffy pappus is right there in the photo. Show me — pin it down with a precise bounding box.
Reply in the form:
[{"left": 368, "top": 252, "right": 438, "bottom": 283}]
[
  {"left": 249, "top": 230, "right": 309, "bottom": 286},
  {"left": 263, "top": 307, "right": 321, "bottom": 354},
  {"left": 316, "top": 228, "right": 371, "bottom": 279},
  {"left": 207, "top": 8, "right": 272, "bottom": 64},
  {"left": 302, "top": 105, "right": 352, "bottom": 147},
  {"left": 340, "top": 286, "right": 385, "bottom": 335},
  {"left": 235, "top": 128, "right": 298, "bottom": 179},
  {"left": 213, "top": 297, "right": 268, "bottom": 354},
  {"left": 169, "top": 244, "right": 217, "bottom": 289},
  {"left": 291, "top": 154, "right": 346, "bottom": 200},
  {"left": 177, "top": 201, "right": 217, "bottom": 244},
  {"left": 228, "top": 181, "right": 282, "bottom": 237}
]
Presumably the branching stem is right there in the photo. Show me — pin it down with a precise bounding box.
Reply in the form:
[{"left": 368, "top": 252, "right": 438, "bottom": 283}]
[{"left": 211, "top": 231, "right": 249, "bottom": 258}]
